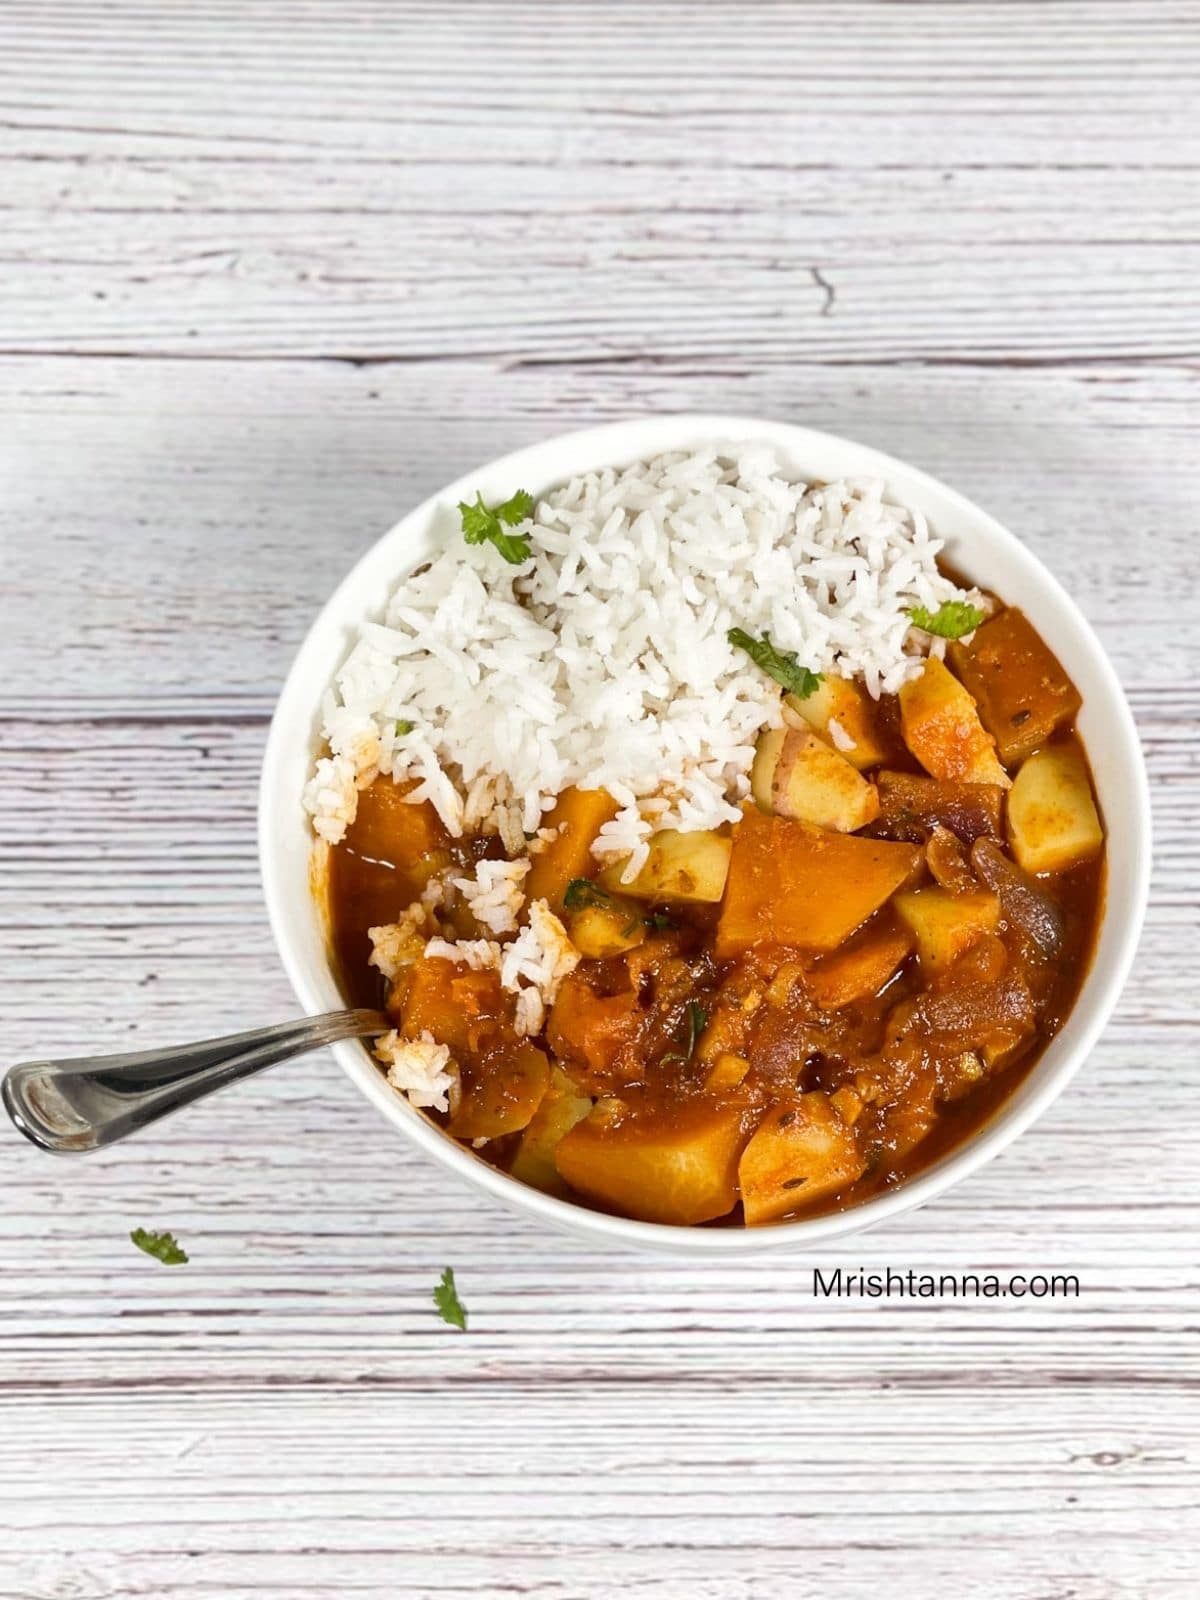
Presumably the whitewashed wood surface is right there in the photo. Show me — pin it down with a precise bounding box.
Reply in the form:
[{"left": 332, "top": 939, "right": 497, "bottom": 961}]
[{"left": 1, "top": 4, "right": 1198, "bottom": 1597}]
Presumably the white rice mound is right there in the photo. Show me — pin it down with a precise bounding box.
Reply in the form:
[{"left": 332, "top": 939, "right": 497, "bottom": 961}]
[{"left": 305, "top": 444, "right": 980, "bottom": 878}]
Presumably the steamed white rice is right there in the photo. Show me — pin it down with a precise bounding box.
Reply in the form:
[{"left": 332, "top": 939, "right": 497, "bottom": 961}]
[{"left": 305, "top": 444, "right": 979, "bottom": 878}]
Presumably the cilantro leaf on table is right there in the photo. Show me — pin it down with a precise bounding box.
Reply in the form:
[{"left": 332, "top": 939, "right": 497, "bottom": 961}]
[{"left": 433, "top": 1266, "right": 468, "bottom": 1331}]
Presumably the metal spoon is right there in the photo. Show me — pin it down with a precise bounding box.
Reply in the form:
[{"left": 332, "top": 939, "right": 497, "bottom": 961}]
[{"left": 2, "top": 1010, "right": 390, "bottom": 1154}]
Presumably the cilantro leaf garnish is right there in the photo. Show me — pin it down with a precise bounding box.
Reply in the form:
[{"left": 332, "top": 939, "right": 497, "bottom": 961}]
[
  {"left": 563, "top": 878, "right": 614, "bottom": 912},
  {"left": 394, "top": 719, "right": 414, "bottom": 736},
  {"left": 727, "top": 628, "right": 822, "bottom": 700},
  {"left": 130, "top": 1228, "right": 188, "bottom": 1266},
  {"left": 458, "top": 488, "right": 536, "bottom": 565},
  {"left": 907, "top": 600, "right": 984, "bottom": 640},
  {"left": 664, "top": 1001, "right": 708, "bottom": 1065},
  {"left": 433, "top": 1266, "right": 468, "bottom": 1331}
]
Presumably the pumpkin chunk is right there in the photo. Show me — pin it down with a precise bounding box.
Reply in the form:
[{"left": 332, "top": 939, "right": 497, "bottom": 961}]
[
  {"left": 525, "top": 787, "right": 619, "bottom": 910},
  {"left": 950, "top": 609, "right": 1081, "bottom": 766},
  {"left": 555, "top": 1097, "right": 756, "bottom": 1225},
  {"left": 398, "top": 956, "right": 509, "bottom": 1057},
  {"left": 805, "top": 919, "right": 914, "bottom": 1008},
  {"left": 899, "top": 658, "right": 1011, "bottom": 788},
  {"left": 739, "top": 1093, "right": 866, "bottom": 1224},
  {"left": 716, "top": 807, "right": 920, "bottom": 958}
]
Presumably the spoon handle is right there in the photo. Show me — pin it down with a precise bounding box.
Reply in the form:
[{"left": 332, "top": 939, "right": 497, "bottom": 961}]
[{"left": 2, "top": 1010, "right": 390, "bottom": 1154}]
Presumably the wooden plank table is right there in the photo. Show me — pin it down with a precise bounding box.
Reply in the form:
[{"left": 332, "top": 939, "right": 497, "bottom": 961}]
[{"left": 1, "top": 5, "right": 1196, "bottom": 1595}]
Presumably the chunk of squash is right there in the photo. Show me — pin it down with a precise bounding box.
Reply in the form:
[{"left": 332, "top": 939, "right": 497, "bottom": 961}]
[
  {"left": 894, "top": 887, "right": 1000, "bottom": 974},
  {"left": 805, "top": 919, "right": 914, "bottom": 1008},
  {"left": 716, "top": 806, "right": 921, "bottom": 958},
  {"left": 751, "top": 726, "right": 880, "bottom": 832},
  {"left": 1007, "top": 745, "right": 1103, "bottom": 874},
  {"left": 448, "top": 1041, "right": 551, "bottom": 1142},
  {"left": 598, "top": 828, "right": 731, "bottom": 904},
  {"left": 554, "top": 1096, "right": 756, "bottom": 1225},
  {"left": 899, "top": 658, "right": 1011, "bottom": 788},
  {"left": 344, "top": 777, "right": 450, "bottom": 899},
  {"left": 525, "top": 787, "right": 619, "bottom": 910},
  {"left": 949, "top": 608, "right": 1082, "bottom": 767},
  {"left": 546, "top": 974, "right": 641, "bottom": 1082},
  {"left": 738, "top": 1093, "right": 866, "bottom": 1223},
  {"left": 785, "top": 676, "right": 888, "bottom": 770},
  {"left": 398, "top": 956, "right": 509, "bottom": 1058},
  {"left": 509, "top": 1066, "right": 593, "bottom": 1196}
]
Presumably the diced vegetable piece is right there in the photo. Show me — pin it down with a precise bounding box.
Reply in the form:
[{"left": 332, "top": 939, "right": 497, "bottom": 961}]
[
  {"left": 877, "top": 770, "right": 1004, "bottom": 844},
  {"left": 598, "top": 828, "right": 731, "bottom": 904},
  {"left": 785, "top": 676, "right": 888, "bottom": 771},
  {"left": 925, "top": 825, "right": 978, "bottom": 893},
  {"left": 1007, "top": 745, "right": 1104, "bottom": 875},
  {"left": 510, "top": 1066, "right": 594, "bottom": 1195},
  {"left": 716, "top": 807, "right": 920, "bottom": 957},
  {"left": 705, "top": 1053, "right": 751, "bottom": 1091},
  {"left": 546, "top": 975, "right": 641, "bottom": 1081},
  {"left": 971, "top": 838, "right": 1066, "bottom": 958},
  {"left": 829, "top": 1085, "right": 864, "bottom": 1125},
  {"left": 563, "top": 896, "right": 649, "bottom": 953},
  {"left": 525, "top": 787, "right": 619, "bottom": 910},
  {"left": 555, "top": 1097, "right": 756, "bottom": 1225},
  {"left": 750, "top": 728, "right": 786, "bottom": 810},
  {"left": 448, "top": 1041, "right": 551, "bottom": 1142},
  {"left": 805, "top": 920, "right": 914, "bottom": 1008},
  {"left": 894, "top": 887, "right": 1000, "bottom": 974},
  {"left": 738, "top": 1093, "right": 865, "bottom": 1224},
  {"left": 399, "top": 956, "right": 509, "bottom": 1057},
  {"left": 904, "top": 972, "right": 1035, "bottom": 1047},
  {"left": 750, "top": 726, "right": 880, "bottom": 832},
  {"left": 950, "top": 608, "right": 1082, "bottom": 766},
  {"left": 898, "top": 658, "right": 1011, "bottom": 788},
  {"left": 344, "top": 778, "right": 449, "bottom": 896}
]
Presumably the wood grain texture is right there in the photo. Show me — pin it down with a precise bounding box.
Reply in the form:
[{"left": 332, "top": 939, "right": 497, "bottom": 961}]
[{"left": 1, "top": 4, "right": 1198, "bottom": 1597}]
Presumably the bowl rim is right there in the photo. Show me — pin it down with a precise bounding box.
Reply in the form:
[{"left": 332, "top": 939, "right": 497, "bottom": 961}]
[{"left": 259, "top": 413, "right": 1151, "bottom": 1255}]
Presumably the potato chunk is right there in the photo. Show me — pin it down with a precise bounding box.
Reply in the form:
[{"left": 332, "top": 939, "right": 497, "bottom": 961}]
[
  {"left": 899, "top": 658, "right": 1011, "bottom": 788},
  {"left": 894, "top": 887, "right": 1000, "bottom": 974},
  {"left": 598, "top": 828, "right": 731, "bottom": 904},
  {"left": 950, "top": 608, "right": 1082, "bottom": 766},
  {"left": 738, "top": 1093, "right": 866, "bottom": 1223},
  {"left": 510, "top": 1067, "right": 593, "bottom": 1196},
  {"left": 716, "top": 806, "right": 920, "bottom": 958},
  {"left": 525, "top": 787, "right": 619, "bottom": 910},
  {"left": 555, "top": 1097, "right": 755, "bottom": 1225},
  {"left": 751, "top": 727, "right": 880, "bottom": 832},
  {"left": 562, "top": 883, "right": 646, "bottom": 958},
  {"left": 784, "top": 676, "right": 888, "bottom": 770},
  {"left": 1007, "top": 745, "right": 1103, "bottom": 874}
]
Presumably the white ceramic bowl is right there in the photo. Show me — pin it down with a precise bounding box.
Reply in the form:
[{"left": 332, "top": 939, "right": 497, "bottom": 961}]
[{"left": 259, "top": 415, "right": 1151, "bottom": 1254}]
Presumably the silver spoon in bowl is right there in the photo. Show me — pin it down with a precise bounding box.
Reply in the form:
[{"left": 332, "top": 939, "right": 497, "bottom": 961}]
[{"left": 2, "top": 1010, "right": 390, "bottom": 1154}]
